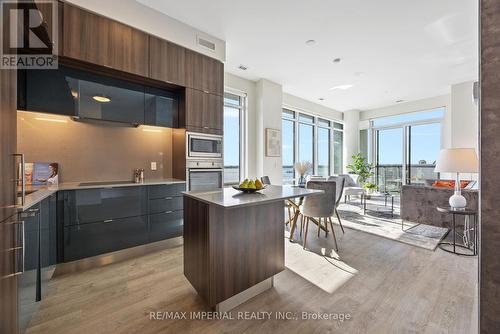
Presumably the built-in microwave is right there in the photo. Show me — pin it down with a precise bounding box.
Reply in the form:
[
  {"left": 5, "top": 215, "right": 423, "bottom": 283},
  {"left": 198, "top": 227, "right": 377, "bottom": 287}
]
[{"left": 187, "top": 132, "right": 223, "bottom": 159}]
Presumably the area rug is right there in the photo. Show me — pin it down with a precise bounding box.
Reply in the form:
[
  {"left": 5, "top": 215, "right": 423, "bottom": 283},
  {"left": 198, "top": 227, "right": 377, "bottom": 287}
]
[{"left": 336, "top": 201, "right": 449, "bottom": 251}]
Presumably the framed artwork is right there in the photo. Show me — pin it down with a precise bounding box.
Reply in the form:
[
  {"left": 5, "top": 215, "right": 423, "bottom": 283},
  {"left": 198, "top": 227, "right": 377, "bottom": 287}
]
[{"left": 265, "top": 128, "right": 281, "bottom": 157}]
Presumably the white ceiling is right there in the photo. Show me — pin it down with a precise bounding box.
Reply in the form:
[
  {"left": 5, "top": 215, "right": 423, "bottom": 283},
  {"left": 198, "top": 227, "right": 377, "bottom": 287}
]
[{"left": 137, "top": 0, "right": 478, "bottom": 112}]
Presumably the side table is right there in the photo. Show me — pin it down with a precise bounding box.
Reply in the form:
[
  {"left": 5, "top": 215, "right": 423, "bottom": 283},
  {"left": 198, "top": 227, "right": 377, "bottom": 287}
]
[{"left": 436, "top": 206, "right": 478, "bottom": 256}]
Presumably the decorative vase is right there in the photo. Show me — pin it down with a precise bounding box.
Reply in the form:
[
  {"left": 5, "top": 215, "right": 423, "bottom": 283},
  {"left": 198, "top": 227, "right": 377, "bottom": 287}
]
[{"left": 298, "top": 175, "right": 306, "bottom": 187}]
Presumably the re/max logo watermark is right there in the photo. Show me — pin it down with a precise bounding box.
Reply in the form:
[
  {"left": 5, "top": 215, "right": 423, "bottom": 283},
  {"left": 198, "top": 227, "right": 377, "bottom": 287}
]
[{"left": 0, "top": 0, "right": 58, "bottom": 69}]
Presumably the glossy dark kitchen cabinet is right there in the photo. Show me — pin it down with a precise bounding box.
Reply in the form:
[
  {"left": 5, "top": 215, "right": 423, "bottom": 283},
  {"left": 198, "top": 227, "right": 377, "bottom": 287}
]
[
  {"left": 17, "top": 205, "right": 41, "bottom": 334},
  {"left": 64, "top": 215, "right": 149, "bottom": 261},
  {"left": 148, "top": 184, "right": 186, "bottom": 199},
  {"left": 18, "top": 65, "right": 181, "bottom": 127},
  {"left": 18, "top": 65, "right": 145, "bottom": 124},
  {"left": 60, "top": 184, "right": 185, "bottom": 262},
  {"left": 63, "top": 187, "right": 148, "bottom": 226},
  {"left": 40, "top": 195, "right": 57, "bottom": 299},
  {"left": 149, "top": 197, "right": 183, "bottom": 215},
  {"left": 149, "top": 211, "right": 183, "bottom": 243},
  {"left": 75, "top": 70, "right": 145, "bottom": 125},
  {"left": 17, "top": 69, "right": 77, "bottom": 116},
  {"left": 145, "top": 87, "right": 179, "bottom": 128}
]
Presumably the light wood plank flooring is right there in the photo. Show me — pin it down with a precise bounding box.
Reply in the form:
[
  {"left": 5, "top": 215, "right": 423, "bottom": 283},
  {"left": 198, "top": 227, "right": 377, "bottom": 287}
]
[{"left": 26, "top": 223, "right": 477, "bottom": 334}]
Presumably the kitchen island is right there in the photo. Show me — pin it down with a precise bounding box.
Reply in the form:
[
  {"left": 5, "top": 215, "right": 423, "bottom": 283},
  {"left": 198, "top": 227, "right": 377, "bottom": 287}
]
[{"left": 183, "top": 185, "right": 321, "bottom": 311}]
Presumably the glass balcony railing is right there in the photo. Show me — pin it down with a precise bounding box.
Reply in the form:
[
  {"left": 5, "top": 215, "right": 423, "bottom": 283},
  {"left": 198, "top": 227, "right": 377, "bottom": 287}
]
[{"left": 376, "top": 164, "right": 439, "bottom": 193}]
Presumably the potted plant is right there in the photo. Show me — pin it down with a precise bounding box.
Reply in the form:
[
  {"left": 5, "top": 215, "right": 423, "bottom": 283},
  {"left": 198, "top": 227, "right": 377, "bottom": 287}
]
[
  {"left": 346, "top": 153, "right": 374, "bottom": 185},
  {"left": 294, "top": 161, "right": 312, "bottom": 187},
  {"left": 363, "top": 182, "right": 378, "bottom": 195}
]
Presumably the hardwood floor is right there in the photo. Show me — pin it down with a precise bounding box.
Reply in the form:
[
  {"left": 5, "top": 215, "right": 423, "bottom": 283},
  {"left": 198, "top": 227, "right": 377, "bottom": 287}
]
[{"left": 26, "top": 222, "right": 477, "bottom": 334}]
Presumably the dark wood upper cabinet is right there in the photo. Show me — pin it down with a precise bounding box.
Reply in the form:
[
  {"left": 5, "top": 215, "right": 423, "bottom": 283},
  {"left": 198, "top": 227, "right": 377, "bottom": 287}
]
[
  {"left": 185, "top": 88, "right": 223, "bottom": 135},
  {"left": 149, "top": 36, "right": 186, "bottom": 86},
  {"left": 185, "top": 49, "right": 224, "bottom": 96},
  {"left": 32, "top": 0, "right": 63, "bottom": 55},
  {"left": 62, "top": 4, "right": 149, "bottom": 77}
]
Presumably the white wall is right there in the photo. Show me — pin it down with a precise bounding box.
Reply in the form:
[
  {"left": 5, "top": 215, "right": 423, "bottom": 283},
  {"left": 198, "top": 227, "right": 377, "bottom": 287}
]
[
  {"left": 343, "top": 110, "right": 360, "bottom": 172},
  {"left": 450, "top": 81, "right": 478, "bottom": 150},
  {"left": 255, "top": 79, "right": 283, "bottom": 184},
  {"left": 283, "top": 93, "right": 343, "bottom": 121},
  {"left": 224, "top": 73, "right": 257, "bottom": 177},
  {"left": 66, "top": 0, "right": 226, "bottom": 61},
  {"left": 360, "top": 94, "right": 452, "bottom": 151},
  {"left": 225, "top": 73, "right": 345, "bottom": 183},
  {"left": 360, "top": 81, "right": 478, "bottom": 178}
]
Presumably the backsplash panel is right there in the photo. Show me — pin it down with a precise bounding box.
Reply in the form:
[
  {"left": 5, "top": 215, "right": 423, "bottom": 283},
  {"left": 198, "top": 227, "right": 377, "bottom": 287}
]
[{"left": 17, "top": 111, "right": 173, "bottom": 182}]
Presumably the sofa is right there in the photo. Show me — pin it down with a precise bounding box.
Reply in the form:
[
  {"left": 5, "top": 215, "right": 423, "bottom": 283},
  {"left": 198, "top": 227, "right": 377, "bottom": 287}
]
[
  {"left": 401, "top": 184, "right": 478, "bottom": 228},
  {"left": 336, "top": 174, "right": 364, "bottom": 202}
]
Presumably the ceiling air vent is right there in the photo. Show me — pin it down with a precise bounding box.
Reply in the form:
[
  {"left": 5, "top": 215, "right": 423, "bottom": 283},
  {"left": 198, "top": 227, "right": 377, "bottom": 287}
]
[{"left": 197, "top": 36, "right": 216, "bottom": 52}]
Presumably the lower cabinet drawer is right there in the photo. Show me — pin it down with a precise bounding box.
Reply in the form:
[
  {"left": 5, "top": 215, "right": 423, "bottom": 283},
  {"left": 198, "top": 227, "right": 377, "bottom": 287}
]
[
  {"left": 149, "top": 211, "right": 183, "bottom": 242},
  {"left": 63, "top": 215, "right": 148, "bottom": 262},
  {"left": 149, "top": 196, "right": 183, "bottom": 214},
  {"left": 148, "top": 183, "right": 186, "bottom": 199}
]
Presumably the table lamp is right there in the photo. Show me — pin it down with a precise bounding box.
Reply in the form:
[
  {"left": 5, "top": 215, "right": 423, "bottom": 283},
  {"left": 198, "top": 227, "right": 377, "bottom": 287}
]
[{"left": 434, "top": 148, "right": 478, "bottom": 208}]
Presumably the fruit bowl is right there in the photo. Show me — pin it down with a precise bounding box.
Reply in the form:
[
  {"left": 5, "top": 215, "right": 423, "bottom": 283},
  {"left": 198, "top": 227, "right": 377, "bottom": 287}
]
[{"left": 232, "top": 185, "right": 267, "bottom": 193}]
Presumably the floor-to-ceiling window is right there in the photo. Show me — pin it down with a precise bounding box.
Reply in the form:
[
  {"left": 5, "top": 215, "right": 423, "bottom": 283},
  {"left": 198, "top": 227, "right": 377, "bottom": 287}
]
[
  {"left": 333, "top": 123, "right": 344, "bottom": 174},
  {"left": 372, "top": 108, "right": 444, "bottom": 193},
  {"left": 298, "top": 114, "right": 314, "bottom": 175},
  {"left": 282, "top": 110, "right": 295, "bottom": 184},
  {"left": 223, "top": 92, "right": 246, "bottom": 185},
  {"left": 317, "top": 118, "right": 331, "bottom": 176},
  {"left": 282, "top": 108, "right": 343, "bottom": 184}
]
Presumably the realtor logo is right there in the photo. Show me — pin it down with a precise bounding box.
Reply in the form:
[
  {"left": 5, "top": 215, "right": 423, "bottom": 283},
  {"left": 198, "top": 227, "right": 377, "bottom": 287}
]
[{"left": 0, "top": 0, "right": 58, "bottom": 69}]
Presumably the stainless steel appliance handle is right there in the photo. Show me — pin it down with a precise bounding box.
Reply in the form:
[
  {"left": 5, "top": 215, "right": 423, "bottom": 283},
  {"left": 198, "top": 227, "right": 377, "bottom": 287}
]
[
  {"left": 12, "top": 153, "right": 26, "bottom": 206},
  {"left": 188, "top": 168, "right": 224, "bottom": 172},
  {"left": 12, "top": 220, "right": 25, "bottom": 275}
]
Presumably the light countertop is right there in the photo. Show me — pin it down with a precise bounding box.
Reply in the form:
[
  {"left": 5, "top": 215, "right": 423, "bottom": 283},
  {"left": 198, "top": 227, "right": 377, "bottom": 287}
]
[
  {"left": 19, "top": 178, "right": 186, "bottom": 211},
  {"left": 183, "top": 185, "right": 322, "bottom": 208}
]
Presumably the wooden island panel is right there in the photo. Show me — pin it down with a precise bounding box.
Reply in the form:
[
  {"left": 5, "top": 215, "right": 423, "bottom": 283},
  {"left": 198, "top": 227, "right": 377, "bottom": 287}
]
[{"left": 183, "top": 196, "right": 285, "bottom": 307}]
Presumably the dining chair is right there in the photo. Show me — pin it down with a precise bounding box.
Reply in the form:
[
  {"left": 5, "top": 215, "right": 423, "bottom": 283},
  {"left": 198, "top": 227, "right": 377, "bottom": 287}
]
[
  {"left": 327, "top": 176, "right": 346, "bottom": 234},
  {"left": 261, "top": 176, "right": 271, "bottom": 185},
  {"left": 301, "top": 180, "right": 339, "bottom": 251},
  {"left": 261, "top": 175, "right": 295, "bottom": 226}
]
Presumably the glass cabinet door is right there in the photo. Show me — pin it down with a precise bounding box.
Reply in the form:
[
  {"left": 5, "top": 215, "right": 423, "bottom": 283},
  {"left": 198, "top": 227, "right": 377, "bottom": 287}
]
[{"left": 70, "top": 68, "right": 145, "bottom": 125}]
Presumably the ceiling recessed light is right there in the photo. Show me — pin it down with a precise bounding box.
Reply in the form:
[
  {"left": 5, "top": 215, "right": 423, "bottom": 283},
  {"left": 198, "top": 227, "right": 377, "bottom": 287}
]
[
  {"left": 238, "top": 64, "right": 248, "bottom": 71},
  {"left": 92, "top": 95, "right": 111, "bottom": 103},
  {"left": 318, "top": 97, "right": 325, "bottom": 101},
  {"left": 329, "top": 84, "right": 354, "bottom": 91},
  {"left": 305, "top": 39, "right": 316, "bottom": 46},
  {"left": 333, "top": 58, "right": 341, "bottom": 63},
  {"left": 396, "top": 99, "right": 405, "bottom": 103}
]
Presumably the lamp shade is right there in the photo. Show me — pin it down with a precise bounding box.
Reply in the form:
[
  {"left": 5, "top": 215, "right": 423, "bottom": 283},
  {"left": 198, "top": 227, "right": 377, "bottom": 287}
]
[{"left": 434, "top": 148, "right": 478, "bottom": 173}]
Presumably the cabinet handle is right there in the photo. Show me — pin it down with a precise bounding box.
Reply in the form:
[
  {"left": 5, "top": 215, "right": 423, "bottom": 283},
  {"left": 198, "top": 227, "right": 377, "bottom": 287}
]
[
  {"left": 12, "top": 220, "right": 25, "bottom": 276},
  {"left": 12, "top": 153, "right": 25, "bottom": 206},
  {"left": 165, "top": 211, "right": 173, "bottom": 214},
  {"left": 203, "top": 126, "right": 209, "bottom": 129},
  {"left": 104, "top": 219, "right": 113, "bottom": 223},
  {"left": 164, "top": 197, "right": 173, "bottom": 200},
  {"left": 20, "top": 207, "right": 39, "bottom": 218},
  {"left": 203, "top": 90, "right": 210, "bottom": 94}
]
